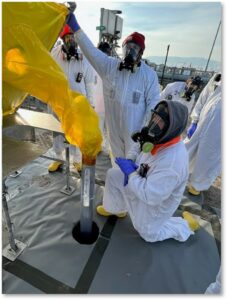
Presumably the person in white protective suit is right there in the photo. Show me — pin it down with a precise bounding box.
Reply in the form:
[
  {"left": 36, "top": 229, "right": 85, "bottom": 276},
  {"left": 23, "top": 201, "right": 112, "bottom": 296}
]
[
  {"left": 205, "top": 267, "right": 221, "bottom": 294},
  {"left": 93, "top": 42, "right": 112, "bottom": 153},
  {"left": 97, "top": 100, "right": 200, "bottom": 242},
  {"left": 160, "top": 76, "right": 203, "bottom": 114},
  {"left": 66, "top": 13, "right": 160, "bottom": 166},
  {"left": 184, "top": 73, "right": 221, "bottom": 196},
  {"left": 48, "top": 24, "right": 95, "bottom": 172}
]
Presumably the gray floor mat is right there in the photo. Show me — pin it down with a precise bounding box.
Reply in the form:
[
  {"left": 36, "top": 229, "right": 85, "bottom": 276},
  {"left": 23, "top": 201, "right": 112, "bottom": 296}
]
[
  {"left": 2, "top": 270, "right": 45, "bottom": 294},
  {"left": 89, "top": 216, "right": 220, "bottom": 294},
  {"left": 2, "top": 153, "right": 221, "bottom": 294}
]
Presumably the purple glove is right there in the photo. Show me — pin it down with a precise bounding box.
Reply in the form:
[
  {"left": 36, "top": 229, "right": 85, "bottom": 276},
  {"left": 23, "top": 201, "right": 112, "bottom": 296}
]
[
  {"left": 115, "top": 157, "right": 138, "bottom": 186},
  {"left": 67, "top": 12, "right": 80, "bottom": 32},
  {"left": 187, "top": 122, "right": 197, "bottom": 139}
]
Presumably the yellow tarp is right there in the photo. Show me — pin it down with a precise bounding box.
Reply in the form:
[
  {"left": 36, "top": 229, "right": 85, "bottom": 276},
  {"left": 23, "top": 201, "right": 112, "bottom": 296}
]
[{"left": 2, "top": 2, "right": 102, "bottom": 164}]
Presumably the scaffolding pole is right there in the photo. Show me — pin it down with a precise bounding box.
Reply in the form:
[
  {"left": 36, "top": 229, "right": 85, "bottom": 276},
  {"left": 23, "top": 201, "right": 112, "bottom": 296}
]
[{"left": 205, "top": 20, "right": 221, "bottom": 72}]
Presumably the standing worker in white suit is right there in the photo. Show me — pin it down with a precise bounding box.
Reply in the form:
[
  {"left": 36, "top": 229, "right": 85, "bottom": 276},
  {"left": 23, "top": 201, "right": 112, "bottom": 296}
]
[
  {"left": 48, "top": 24, "right": 95, "bottom": 172},
  {"left": 66, "top": 13, "right": 160, "bottom": 166},
  {"left": 97, "top": 100, "right": 200, "bottom": 242},
  {"left": 93, "top": 42, "right": 111, "bottom": 153},
  {"left": 185, "top": 73, "right": 221, "bottom": 195},
  {"left": 160, "top": 76, "right": 203, "bottom": 114}
]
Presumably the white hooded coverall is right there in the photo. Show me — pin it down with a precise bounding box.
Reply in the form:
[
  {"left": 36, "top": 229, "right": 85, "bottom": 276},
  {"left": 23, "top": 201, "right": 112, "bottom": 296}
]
[
  {"left": 184, "top": 85, "right": 221, "bottom": 191},
  {"left": 102, "top": 141, "right": 194, "bottom": 242},
  {"left": 190, "top": 73, "right": 221, "bottom": 123},
  {"left": 93, "top": 72, "right": 109, "bottom": 152},
  {"left": 49, "top": 44, "right": 95, "bottom": 162},
  {"left": 74, "top": 31, "right": 160, "bottom": 165},
  {"left": 160, "top": 81, "right": 196, "bottom": 114}
]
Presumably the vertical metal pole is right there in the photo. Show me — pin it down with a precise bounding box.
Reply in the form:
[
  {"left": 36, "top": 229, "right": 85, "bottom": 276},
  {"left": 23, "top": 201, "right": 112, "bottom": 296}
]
[
  {"left": 99, "top": 8, "right": 104, "bottom": 43},
  {"left": 160, "top": 44, "right": 170, "bottom": 85},
  {"left": 171, "top": 67, "right": 176, "bottom": 81},
  {"left": 60, "top": 142, "right": 76, "bottom": 195},
  {"left": 80, "top": 164, "right": 95, "bottom": 235},
  {"left": 65, "top": 144, "right": 71, "bottom": 191},
  {"left": 2, "top": 180, "right": 18, "bottom": 252},
  {"left": 205, "top": 20, "right": 221, "bottom": 72},
  {"left": 31, "top": 127, "right": 36, "bottom": 143}
]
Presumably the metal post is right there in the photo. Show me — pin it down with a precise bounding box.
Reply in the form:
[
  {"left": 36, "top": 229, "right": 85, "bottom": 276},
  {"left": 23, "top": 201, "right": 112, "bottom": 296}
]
[
  {"left": 171, "top": 67, "right": 176, "bottom": 81},
  {"left": 65, "top": 145, "right": 70, "bottom": 189},
  {"left": 2, "top": 180, "right": 17, "bottom": 252},
  {"left": 160, "top": 44, "right": 170, "bottom": 85},
  {"left": 60, "top": 142, "right": 76, "bottom": 195},
  {"left": 31, "top": 127, "right": 36, "bottom": 143},
  {"left": 80, "top": 164, "right": 95, "bottom": 235},
  {"left": 99, "top": 8, "right": 104, "bottom": 44},
  {"left": 2, "top": 178, "right": 27, "bottom": 261},
  {"left": 205, "top": 20, "right": 221, "bottom": 72}
]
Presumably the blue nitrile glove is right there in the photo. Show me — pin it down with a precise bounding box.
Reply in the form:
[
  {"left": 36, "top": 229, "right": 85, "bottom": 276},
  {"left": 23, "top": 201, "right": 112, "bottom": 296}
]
[
  {"left": 115, "top": 157, "right": 138, "bottom": 186},
  {"left": 187, "top": 122, "right": 197, "bottom": 139},
  {"left": 67, "top": 12, "right": 80, "bottom": 32}
]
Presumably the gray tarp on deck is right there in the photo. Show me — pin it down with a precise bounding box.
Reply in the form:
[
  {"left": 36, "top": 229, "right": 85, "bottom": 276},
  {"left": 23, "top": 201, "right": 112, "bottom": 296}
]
[{"left": 2, "top": 151, "right": 221, "bottom": 294}]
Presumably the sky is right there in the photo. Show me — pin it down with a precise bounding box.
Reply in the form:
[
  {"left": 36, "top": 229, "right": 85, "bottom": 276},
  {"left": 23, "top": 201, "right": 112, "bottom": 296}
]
[{"left": 75, "top": 1, "right": 222, "bottom": 62}]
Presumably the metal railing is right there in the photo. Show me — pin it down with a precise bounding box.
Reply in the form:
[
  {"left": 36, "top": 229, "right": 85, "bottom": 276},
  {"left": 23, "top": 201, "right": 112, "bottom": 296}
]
[{"left": 151, "top": 65, "right": 215, "bottom": 87}]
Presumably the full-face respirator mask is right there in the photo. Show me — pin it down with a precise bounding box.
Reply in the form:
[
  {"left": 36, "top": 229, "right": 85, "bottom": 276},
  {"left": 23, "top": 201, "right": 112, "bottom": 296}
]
[
  {"left": 182, "top": 86, "right": 197, "bottom": 101},
  {"left": 62, "top": 35, "right": 79, "bottom": 61},
  {"left": 131, "top": 104, "right": 170, "bottom": 152},
  {"left": 182, "top": 76, "right": 203, "bottom": 101},
  {"left": 213, "top": 73, "right": 221, "bottom": 89},
  {"left": 119, "top": 42, "right": 142, "bottom": 72}
]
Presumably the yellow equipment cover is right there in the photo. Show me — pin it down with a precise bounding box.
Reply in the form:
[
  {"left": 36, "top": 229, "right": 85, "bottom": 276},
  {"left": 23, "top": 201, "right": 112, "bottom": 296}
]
[{"left": 2, "top": 2, "right": 102, "bottom": 164}]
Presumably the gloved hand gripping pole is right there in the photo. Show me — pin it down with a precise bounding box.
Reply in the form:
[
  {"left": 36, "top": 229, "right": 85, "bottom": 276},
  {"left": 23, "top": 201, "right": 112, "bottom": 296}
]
[{"left": 65, "top": 2, "right": 77, "bottom": 24}]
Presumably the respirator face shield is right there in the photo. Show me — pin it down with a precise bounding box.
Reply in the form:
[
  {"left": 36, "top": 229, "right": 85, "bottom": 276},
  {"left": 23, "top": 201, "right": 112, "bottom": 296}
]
[
  {"left": 63, "top": 34, "right": 78, "bottom": 57},
  {"left": 131, "top": 104, "right": 170, "bottom": 152},
  {"left": 183, "top": 83, "right": 199, "bottom": 101},
  {"left": 214, "top": 73, "right": 221, "bottom": 88},
  {"left": 214, "top": 73, "right": 221, "bottom": 82},
  {"left": 122, "top": 42, "right": 142, "bottom": 65},
  {"left": 147, "top": 105, "right": 170, "bottom": 141},
  {"left": 182, "top": 76, "right": 203, "bottom": 101}
]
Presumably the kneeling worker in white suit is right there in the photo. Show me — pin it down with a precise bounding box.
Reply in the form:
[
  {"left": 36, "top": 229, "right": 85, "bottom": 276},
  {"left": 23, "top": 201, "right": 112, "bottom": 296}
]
[{"left": 97, "top": 100, "right": 200, "bottom": 242}]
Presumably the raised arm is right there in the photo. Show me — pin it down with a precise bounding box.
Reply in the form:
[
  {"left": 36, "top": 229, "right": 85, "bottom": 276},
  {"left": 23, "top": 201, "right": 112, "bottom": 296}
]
[{"left": 67, "top": 12, "right": 118, "bottom": 79}]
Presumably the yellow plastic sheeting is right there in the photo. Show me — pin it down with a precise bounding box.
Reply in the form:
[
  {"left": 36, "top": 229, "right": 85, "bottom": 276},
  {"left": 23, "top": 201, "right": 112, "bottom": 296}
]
[
  {"left": 2, "top": 2, "right": 68, "bottom": 115},
  {"left": 3, "top": 3, "right": 102, "bottom": 163}
]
